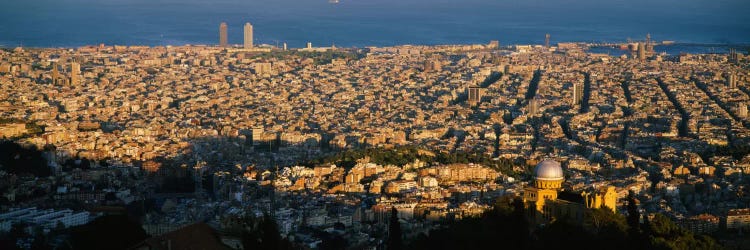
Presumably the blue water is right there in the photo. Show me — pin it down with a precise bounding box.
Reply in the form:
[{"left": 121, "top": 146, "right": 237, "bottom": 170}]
[{"left": 1, "top": 0, "right": 749, "bottom": 48}]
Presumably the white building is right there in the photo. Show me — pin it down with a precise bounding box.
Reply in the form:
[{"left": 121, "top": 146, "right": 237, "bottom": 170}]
[
  {"left": 419, "top": 176, "right": 439, "bottom": 188},
  {"left": 0, "top": 207, "right": 92, "bottom": 232}
]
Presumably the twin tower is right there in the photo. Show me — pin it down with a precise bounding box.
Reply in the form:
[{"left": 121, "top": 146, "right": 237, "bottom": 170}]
[{"left": 219, "top": 22, "right": 253, "bottom": 49}]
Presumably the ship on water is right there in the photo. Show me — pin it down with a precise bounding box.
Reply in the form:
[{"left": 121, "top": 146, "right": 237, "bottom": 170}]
[{"left": 329, "top": 0, "right": 339, "bottom": 3}]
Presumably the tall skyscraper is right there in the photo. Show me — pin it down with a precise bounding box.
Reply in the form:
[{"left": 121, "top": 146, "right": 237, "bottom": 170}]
[
  {"left": 545, "top": 34, "right": 550, "bottom": 48},
  {"left": 729, "top": 49, "right": 739, "bottom": 63},
  {"left": 572, "top": 82, "right": 583, "bottom": 105},
  {"left": 727, "top": 73, "right": 737, "bottom": 88},
  {"left": 529, "top": 97, "right": 540, "bottom": 116},
  {"left": 70, "top": 62, "right": 80, "bottom": 85},
  {"left": 468, "top": 87, "right": 482, "bottom": 105},
  {"left": 637, "top": 42, "right": 646, "bottom": 61},
  {"left": 51, "top": 62, "right": 59, "bottom": 80},
  {"left": 244, "top": 22, "right": 254, "bottom": 49},
  {"left": 219, "top": 22, "right": 228, "bottom": 47},
  {"left": 737, "top": 102, "right": 748, "bottom": 118}
]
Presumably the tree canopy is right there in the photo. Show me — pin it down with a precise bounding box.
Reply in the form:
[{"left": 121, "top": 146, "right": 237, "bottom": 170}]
[
  {"left": 0, "top": 140, "right": 51, "bottom": 177},
  {"left": 64, "top": 215, "right": 148, "bottom": 250},
  {"left": 409, "top": 195, "right": 723, "bottom": 250},
  {"left": 388, "top": 207, "right": 403, "bottom": 250},
  {"left": 241, "top": 215, "right": 295, "bottom": 250}
]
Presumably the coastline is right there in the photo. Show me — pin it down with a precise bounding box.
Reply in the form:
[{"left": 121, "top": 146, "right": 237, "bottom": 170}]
[{"left": 2, "top": 41, "right": 749, "bottom": 55}]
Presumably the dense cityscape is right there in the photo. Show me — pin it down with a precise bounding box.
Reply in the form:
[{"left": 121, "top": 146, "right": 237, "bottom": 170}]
[{"left": 1, "top": 20, "right": 750, "bottom": 249}]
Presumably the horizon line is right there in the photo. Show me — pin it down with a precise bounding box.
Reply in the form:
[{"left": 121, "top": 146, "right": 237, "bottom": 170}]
[{"left": 2, "top": 41, "right": 750, "bottom": 50}]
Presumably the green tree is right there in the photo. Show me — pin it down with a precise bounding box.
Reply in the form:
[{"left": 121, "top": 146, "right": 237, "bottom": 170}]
[
  {"left": 259, "top": 215, "right": 282, "bottom": 250},
  {"left": 6, "top": 222, "right": 28, "bottom": 250},
  {"left": 646, "top": 213, "right": 723, "bottom": 250},
  {"left": 409, "top": 195, "right": 530, "bottom": 250},
  {"left": 582, "top": 207, "right": 629, "bottom": 250},
  {"left": 54, "top": 221, "right": 65, "bottom": 232},
  {"left": 387, "top": 207, "right": 402, "bottom": 250},
  {"left": 318, "top": 231, "right": 346, "bottom": 250},
  {"left": 536, "top": 218, "right": 589, "bottom": 249},
  {"left": 241, "top": 215, "right": 293, "bottom": 250},
  {"left": 642, "top": 212, "right": 652, "bottom": 237},
  {"left": 0, "top": 141, "right": 51, "bottom": 177},
  {"left": 626, "top": 192, "right": 642, "bottom": 239},
  {"left": 67, "top": 215, "right": 148, "bottom": 250},
  {"left": 583, "top": 207, "right": 627, "bottom": 234},
  {"left": 241, "top": 226, "right": 261, "bottom": 250},
  {"left": 30, "top": 231, "right": 50, "bottom": 250}
]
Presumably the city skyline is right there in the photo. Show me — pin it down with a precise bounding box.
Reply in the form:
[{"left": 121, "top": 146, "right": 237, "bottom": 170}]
[
  {"left": 1, "top": 1, "right": 749, "bottom": 249},
  {"left": 2, "top": 41, "right": 748, "bottom": 249}
]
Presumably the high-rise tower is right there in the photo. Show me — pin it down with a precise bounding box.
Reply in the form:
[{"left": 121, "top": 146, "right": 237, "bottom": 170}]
[
  {"left": 729, "top": 48, "right": 739, "bottom": 63},
  {"left": 728, "top": 73, "right": 738, "bottom": 88},
  {"left": 646, "top": 33, "right": 652, "bottom": 52},
  {"left": 468, "top": 87, "right": 482, "bottom": 105},
  {"left": 738, "top": 103, "right": 748, "bottom": 118},
  {"left": 638, "top": 42, "right": 646, "bottom": 61},
  {"left": 572, "top": 82, "right": 584, "bottom": 105},
  {"left": 219, "top": 22, "right": 228, "bottom": 47},
  {"left": 545, "top": 34, "right": 550, "bottom": 48},
  {"left": 529, "top": 97, "right": 540, "bottom": 116},
  {"left": 70, "top": 62, "right": 80, "bottom": 85},
  {"left": 244, "top": 22, "right": 254, "bottom": 49},
  {"left": 51, "top": 62, "right": 59, "bottom": 80}
]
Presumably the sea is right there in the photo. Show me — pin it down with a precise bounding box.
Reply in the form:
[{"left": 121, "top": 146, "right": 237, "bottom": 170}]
[{"left": 1, "top": 0, "right": 749, "bottom": 55}]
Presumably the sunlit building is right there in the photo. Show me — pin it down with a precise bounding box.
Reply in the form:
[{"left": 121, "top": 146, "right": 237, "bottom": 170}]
[
  {"left": 638, "top": 42, "right": 646, "bottom": 61},
  {"left": 572, "top": 82, "right": 584, "bottom": 105},
  {"left": 523, "top": 159, "right": 617, "bottom": 225},
  {"left": 219, "top": 22, "right": 228, "bottom": 47},
  {"left": 727, "top": 208, "right": 750, "bottom": 231},
  {"left": 468, "top": 87, "right": 482, "bottom": 105},
  {"left": 70, "top": 62, "right": 80, "bottom": 85},
  {"left": 244, "top": 22, "right": 253, "bottom": 49}
]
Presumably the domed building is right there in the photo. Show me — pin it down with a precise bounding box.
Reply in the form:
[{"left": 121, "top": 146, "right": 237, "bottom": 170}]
[
  {"left": 523, "top": 159, "right": 617, "bottom": 225},
  {"left": 533, "top": 159, "right": 565, "bottom": 189},
  {"left": 523, "top": 160, "right": 565, "bottom": 218}
]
